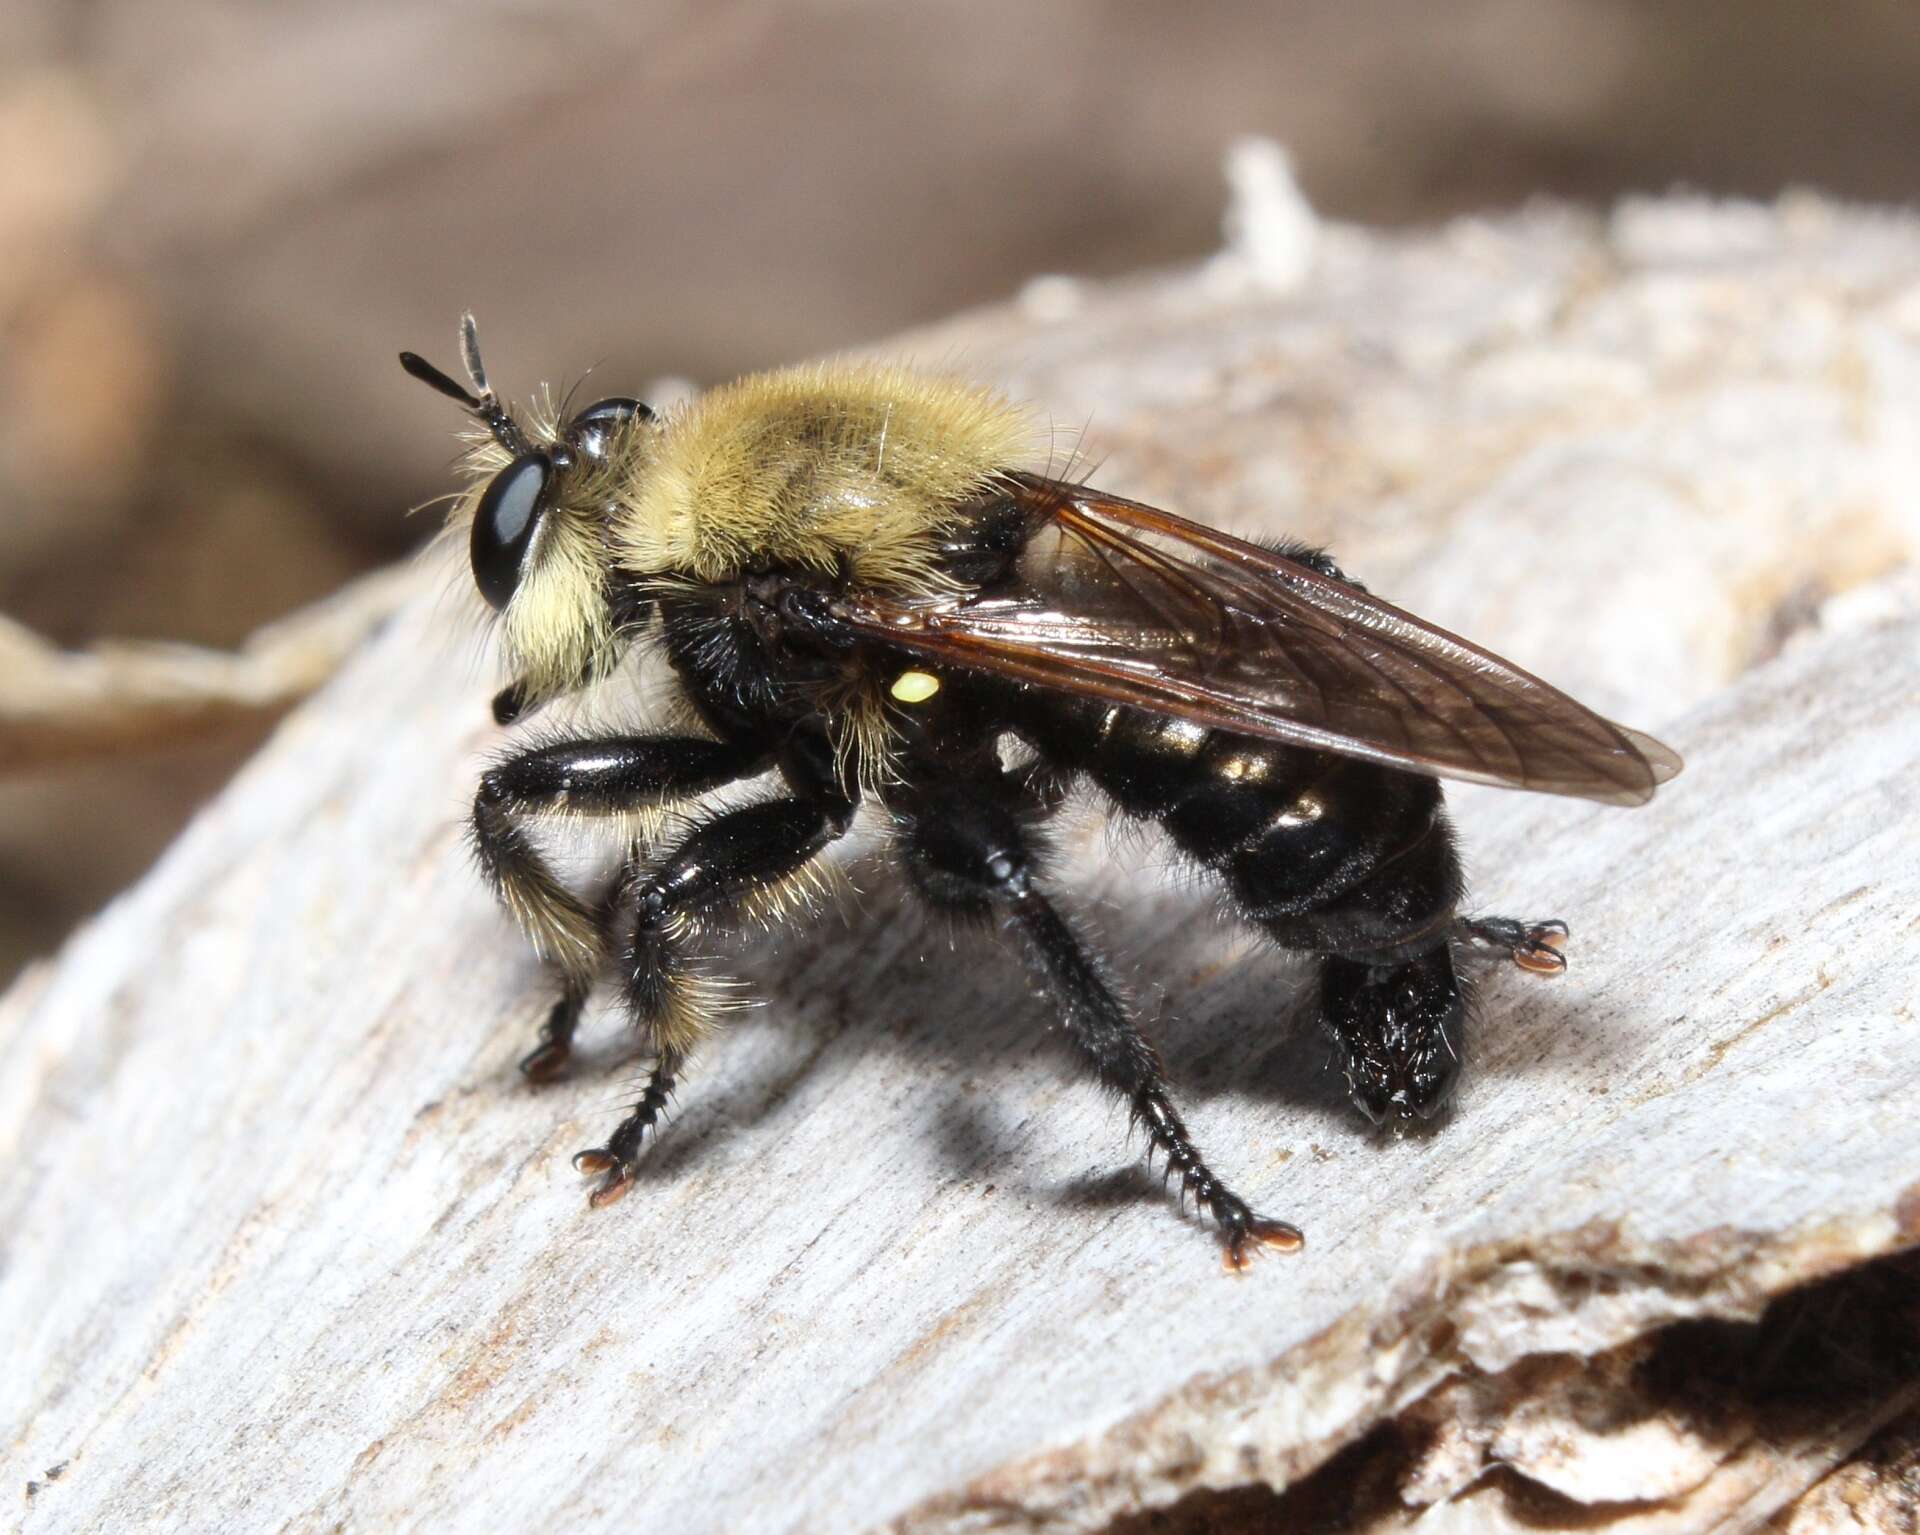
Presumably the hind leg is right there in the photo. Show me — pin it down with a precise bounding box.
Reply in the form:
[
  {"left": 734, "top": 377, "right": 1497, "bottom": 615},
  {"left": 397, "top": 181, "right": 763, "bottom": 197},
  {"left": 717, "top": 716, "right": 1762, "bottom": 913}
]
[
  {"left": 1456, "top": 914, "right": 1570, "bottom": 975},
  {"left": 1317, "top": 909, "right": 1570, "bottom": 1124},
  {"left": 894, "top": 777, "right": 1301, "bottom": 1270}
]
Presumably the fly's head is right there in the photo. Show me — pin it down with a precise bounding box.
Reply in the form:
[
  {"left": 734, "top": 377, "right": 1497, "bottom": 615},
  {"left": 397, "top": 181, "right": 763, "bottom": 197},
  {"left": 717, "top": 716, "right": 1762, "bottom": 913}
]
[{"left": 402, "top": 314, "right": 655, "bottom": 714}]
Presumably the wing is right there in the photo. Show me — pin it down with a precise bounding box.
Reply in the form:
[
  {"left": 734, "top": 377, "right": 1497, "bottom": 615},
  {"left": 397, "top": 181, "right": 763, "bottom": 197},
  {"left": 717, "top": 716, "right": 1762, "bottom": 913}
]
[{"left": 831, "top": 473, "right": 1682, "bottom": 805}]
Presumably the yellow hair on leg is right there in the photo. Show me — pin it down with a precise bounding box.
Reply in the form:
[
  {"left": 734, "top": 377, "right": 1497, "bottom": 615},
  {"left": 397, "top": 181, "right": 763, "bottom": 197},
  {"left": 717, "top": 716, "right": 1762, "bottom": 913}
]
[
  {"left": 736, "top": 850, "right": 855, "bottom": 933},
  {"left": 646, "top": 911, "right": 755, "bottom": 1057},
  {"left": 493, "top": 858, "right": 602, "bottom": 987}
]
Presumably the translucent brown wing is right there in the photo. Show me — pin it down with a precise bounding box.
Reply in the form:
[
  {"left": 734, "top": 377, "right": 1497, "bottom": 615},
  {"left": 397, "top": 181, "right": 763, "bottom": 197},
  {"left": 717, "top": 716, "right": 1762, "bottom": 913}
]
[{"left": 832, "top": 473, "right": 1682, "bottom": 805}]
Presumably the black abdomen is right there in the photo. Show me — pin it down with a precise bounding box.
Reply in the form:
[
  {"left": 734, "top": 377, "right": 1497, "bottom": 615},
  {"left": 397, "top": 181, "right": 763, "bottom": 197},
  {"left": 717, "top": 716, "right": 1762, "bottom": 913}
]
[{"left": 1010, "top": 694, "right": 1464, "bottom": 961}]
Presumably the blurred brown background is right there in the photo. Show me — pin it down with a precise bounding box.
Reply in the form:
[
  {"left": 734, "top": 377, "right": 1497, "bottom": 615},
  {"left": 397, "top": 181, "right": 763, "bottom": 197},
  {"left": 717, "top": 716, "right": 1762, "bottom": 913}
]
[{"left": 5, "top": 0, "right": 1920, "bottom": 983}]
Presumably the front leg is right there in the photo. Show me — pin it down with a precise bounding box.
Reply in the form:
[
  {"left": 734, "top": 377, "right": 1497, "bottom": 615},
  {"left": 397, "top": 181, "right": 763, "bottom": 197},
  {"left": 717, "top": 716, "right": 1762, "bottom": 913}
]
[
  {"left": 576, "top": 793, "right": 856, "bottom": 1207},
  {"left": 470, "top": 734, "right": 770, "bottom": 1074},
  {"left": 515, "top": 869, "right": 634, "bottom": 1082}
]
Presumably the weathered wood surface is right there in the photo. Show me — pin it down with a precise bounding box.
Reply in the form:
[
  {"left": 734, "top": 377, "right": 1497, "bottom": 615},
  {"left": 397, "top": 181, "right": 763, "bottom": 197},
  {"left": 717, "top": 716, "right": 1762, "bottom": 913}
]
[
  {"left": 7, "top": 194, "right": 1920, "bottom": 1532},
  {"left": 0, "top": 567, "right": 413, "bottom": 774}
]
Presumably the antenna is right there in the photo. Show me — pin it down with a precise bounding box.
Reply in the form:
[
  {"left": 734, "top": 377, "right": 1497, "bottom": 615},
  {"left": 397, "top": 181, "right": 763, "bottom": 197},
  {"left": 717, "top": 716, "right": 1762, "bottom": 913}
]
[{"left": 399, "top": 313, "right": 531, "bottom": 457}]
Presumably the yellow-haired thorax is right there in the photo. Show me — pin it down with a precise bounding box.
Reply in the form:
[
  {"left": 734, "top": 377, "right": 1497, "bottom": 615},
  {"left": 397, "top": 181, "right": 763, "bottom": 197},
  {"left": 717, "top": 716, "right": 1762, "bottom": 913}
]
[
  {"left": 611, "top": 362, "right": 1037, "bottom": 594},
  {"left": 446, "top": 394, "right": 649, "bottom": 706}
]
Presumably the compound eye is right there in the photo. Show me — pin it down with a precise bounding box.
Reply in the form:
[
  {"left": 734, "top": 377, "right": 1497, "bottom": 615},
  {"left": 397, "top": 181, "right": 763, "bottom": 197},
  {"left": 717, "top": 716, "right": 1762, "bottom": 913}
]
[
  {"left": 471, "top": 451, "right": 550, "bottom": 611},
  {"left": 566, "top": 396, "right": 650, "bottom": 463}
]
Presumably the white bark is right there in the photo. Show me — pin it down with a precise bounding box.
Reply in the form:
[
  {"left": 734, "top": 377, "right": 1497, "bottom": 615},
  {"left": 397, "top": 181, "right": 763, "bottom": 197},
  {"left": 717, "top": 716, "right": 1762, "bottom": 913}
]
[{"left": 7, "top": 191, "right": 1920, "bottom": 1533}]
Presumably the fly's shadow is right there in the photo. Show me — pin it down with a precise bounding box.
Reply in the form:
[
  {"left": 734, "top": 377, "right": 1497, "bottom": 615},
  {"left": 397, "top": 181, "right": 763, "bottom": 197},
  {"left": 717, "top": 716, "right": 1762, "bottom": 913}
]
[{"left": 485, "top": 812, "right": 1596, "bottom": 1215}]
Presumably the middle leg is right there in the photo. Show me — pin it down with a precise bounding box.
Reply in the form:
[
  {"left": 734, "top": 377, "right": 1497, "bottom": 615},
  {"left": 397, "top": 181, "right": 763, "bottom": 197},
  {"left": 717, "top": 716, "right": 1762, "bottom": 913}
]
[{"left": 574, "top": 793, "right": 855, "bottom": 1207}]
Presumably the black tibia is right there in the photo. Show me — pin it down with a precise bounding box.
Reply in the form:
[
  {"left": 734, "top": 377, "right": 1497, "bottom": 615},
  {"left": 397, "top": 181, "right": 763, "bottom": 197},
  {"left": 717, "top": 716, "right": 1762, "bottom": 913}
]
[
  {"left": 470, "top": 733, "right": 770, "bottom": 1063},
  {"left": 574, "top": 793, "right": 855, "bottom": 1207},
  {"left": 1010, "top": 894, "right": 1303, "bottom": 1267},
  {"left": 892, "top": 775, "right": 1301, "bottom": 1269}
]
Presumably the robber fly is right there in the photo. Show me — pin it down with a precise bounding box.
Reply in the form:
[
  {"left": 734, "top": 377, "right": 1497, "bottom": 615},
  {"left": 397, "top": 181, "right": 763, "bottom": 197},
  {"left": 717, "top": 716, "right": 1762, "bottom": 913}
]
[{"left": 402, "top": 316, "right": 1680, "bottom": 1268}]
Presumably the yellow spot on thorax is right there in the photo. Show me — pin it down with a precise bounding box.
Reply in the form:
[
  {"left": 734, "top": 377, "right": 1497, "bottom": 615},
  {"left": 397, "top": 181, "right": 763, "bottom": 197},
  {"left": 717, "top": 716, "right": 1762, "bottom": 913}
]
[{"left": 890, "top": 670, "right": 941, "bottom": 704}]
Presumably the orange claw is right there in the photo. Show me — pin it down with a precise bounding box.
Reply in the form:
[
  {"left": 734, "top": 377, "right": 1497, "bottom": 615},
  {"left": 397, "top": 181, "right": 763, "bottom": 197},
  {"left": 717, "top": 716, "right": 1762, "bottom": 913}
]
[
  {"left": 519, "top": 1041, "right": 571, "bottom": 1082},
  {"left": 1222, "top": 1218, "right": 1306, "bottom": 1273},
  {"left": 572, "top": 1149, "right": 617, "bottom": 1175},
  {"left": 588, "top": 1167, "right": 635, "bottom": 1208},
  {"left": 1513, "top": 933, "right": 1568, "bottom": 975}
]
